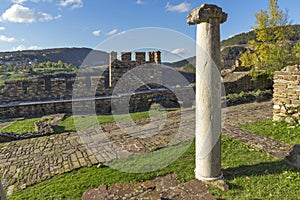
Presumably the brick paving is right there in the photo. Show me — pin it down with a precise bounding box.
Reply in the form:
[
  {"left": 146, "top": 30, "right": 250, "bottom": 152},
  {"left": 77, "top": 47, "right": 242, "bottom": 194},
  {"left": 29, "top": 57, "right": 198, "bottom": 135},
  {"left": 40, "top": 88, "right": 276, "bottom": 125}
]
[{"left": 0, "top": 100, "right": 292, "bottom": 196}]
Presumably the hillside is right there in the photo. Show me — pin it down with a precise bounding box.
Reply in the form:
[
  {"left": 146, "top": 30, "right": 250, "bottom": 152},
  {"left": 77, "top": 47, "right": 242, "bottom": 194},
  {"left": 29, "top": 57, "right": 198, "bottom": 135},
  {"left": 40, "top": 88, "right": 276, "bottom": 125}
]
[
  {"left": 1, "top": 24, "right": 300, "bottom": 73},
  {"left": 221, "top": 24, "right": 300, "bottom": 47},
  {"left": 0, "top": 47, "right": 109, "bottom": 67},
  {"left": 221, "top": 31, "right": 255, "bottom": 47}
]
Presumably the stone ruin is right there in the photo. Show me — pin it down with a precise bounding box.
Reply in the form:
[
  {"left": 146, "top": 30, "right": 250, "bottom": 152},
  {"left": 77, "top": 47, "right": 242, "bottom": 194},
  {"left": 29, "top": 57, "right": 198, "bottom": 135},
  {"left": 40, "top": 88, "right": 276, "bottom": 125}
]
[
  {"left": 0, "top": 50, "right": 192, "bottom": 119},
  {"left": 273, "top": 65, "right": 300, "bottom": 123},
  {"left": 109, "top": 51, "right": 161, "bottom": 88},
  {"left": 0, "top": 51, "right": 162, "bottom": 103}
]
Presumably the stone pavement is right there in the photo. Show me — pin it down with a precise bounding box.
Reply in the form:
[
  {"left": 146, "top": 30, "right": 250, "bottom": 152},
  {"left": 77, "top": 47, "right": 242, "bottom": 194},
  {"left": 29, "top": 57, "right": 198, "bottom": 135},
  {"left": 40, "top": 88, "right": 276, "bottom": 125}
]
[
  {"left": 0, "top": 109, "right": 195, "bottom": 195},
  {"left": 0, "top": 100, "right": 291, "bottom": 196},
  {"left": 82, "top": 173, "right": 215, "bottom": 200},
  {"left": 223, "top": 101, "right": 291, "bottom": 159}
]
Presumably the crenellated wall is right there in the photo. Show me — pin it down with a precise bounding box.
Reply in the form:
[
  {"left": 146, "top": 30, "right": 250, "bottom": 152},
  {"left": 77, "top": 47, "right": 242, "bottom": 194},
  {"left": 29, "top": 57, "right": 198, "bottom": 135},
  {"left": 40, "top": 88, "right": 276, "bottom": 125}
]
[
  {"left": 108, "top": 51, "right": 161, "bottom": 87},
  {"left": 273, "top": 65, "right": 300, "bottom": 122},
  {"left": 0, "top": 50, "right": 162, "bottom": 103},
  {"left": 0, "top": 50, "right": 274, "bottom": 120},
  {"left": 0, "top": 50, "right": 187, "bottom": 119}
]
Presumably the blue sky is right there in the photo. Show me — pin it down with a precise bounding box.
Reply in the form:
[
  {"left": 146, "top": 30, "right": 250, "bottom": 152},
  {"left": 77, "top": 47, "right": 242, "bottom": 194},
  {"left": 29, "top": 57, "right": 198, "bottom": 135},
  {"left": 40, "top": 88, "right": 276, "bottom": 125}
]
[{"left": 0, "top": 0, "right": 300, "bottom": 57}]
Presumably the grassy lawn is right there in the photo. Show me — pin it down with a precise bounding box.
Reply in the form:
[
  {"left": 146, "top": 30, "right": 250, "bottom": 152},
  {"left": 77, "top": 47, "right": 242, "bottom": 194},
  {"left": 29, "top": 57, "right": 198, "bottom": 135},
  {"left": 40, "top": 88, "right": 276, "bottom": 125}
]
[
  {"left": 1, "top": 118, "right": 44, "bottom": 133},
  {"left": 56, "top": 109, "right": 166, "bottom": 133},
  {"left": 8, "top": 136, "right": 300, "bottom": 200},
  {"left": 241, "top": 120, "right": 300, "bottom": 145},
  {"left": 1, "top": 109, "right": 166, "bottom": 134}
]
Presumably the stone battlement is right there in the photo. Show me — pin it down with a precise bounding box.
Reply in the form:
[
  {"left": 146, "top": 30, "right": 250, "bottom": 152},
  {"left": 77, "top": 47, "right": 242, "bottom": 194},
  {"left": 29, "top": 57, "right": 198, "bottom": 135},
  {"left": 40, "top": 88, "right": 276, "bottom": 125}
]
[
  {"left": 0, "top": 51, "right": 163, "bottom": 103},
  {"left": 108, "top": 51, "right": 162, "bottom": 87},
  {"left": 110, "top": 51, "right": 161, "bottom": 65}
]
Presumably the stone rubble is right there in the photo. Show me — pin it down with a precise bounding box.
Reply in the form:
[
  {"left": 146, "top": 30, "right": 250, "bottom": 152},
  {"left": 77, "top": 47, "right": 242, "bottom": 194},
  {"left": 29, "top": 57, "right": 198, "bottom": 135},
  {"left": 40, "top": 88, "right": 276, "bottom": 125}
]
[{"left": 82, "top": 174, "right": 215, "bottom": 200}]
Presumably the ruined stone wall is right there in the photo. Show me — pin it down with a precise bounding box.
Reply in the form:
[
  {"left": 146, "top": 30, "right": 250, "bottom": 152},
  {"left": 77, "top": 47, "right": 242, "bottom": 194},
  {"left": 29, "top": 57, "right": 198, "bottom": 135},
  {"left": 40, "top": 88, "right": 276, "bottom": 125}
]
[
  {"left": 223, "top": 72, "right": 273, "bottom": 94},
  {"left": 109, "top": 51, "right": 161, "bottom": 88},
  {"left": 0, "top": 49, "right": 275, "bottom": 119},
  {"left": 0, "top": 51, "right": 162, "bottom": 104},
  {"left": 273, "top": 66, "right": 300, "bottom": 122},
  {"left": 0, "top": 73, "right": 107, "bottom": 103},
  {"left": 0, "top": 88, "right": 193, "bottom": 119}
]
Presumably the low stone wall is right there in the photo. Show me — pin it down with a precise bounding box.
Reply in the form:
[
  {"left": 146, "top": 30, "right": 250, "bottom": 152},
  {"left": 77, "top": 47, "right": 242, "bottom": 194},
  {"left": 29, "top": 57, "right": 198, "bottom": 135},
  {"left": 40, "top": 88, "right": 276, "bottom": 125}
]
[
  {"left": 0, "top": 74, "right": 107, "bottom": 103},
  {"left": 273, "top": 65, "right": 300, "bottom": 122},
  {"left": 223, "top": 72, "right": 273, "bottom": 94},
  {"left": 0, "top": 87, "right": 194, "bottom": 119}
]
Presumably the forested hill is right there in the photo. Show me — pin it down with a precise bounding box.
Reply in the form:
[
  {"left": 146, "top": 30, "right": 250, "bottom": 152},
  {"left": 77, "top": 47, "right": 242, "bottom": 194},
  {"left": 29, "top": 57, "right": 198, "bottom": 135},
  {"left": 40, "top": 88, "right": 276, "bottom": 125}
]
[
  {"left": 1, "top": 25, "right": 300, "bottom": 70},
  {"left": 221, "top": 24, "right": 300, "bottom": 47},
  {"left": 0, "top": 47, "right": 109, "bottom": 67}
]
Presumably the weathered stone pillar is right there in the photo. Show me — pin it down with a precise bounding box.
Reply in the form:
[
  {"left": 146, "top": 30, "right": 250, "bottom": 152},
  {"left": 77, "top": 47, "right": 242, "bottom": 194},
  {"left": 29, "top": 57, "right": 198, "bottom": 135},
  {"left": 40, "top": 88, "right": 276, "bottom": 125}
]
[
  {"left": 187, "top": 4, "right": 227, "bottom": 180},
  {"left": 109, "top": 51, "right": 117, "bottom": 87},
  {"left": 0, "top": 181, "right": 6, "bottom": 200}
]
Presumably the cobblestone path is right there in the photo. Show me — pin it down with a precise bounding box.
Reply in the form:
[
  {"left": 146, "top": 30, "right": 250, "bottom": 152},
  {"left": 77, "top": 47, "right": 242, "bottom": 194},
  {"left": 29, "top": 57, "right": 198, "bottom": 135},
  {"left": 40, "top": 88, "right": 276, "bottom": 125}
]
[
  {"left": 0, "top": 109, "right": 195, "bottom": 195},
  {"left": 223, "top": 101, "right": 291, "bottom": 159},
  {"left": 0, "top": 100, "right": 291, "bottom": 195}
]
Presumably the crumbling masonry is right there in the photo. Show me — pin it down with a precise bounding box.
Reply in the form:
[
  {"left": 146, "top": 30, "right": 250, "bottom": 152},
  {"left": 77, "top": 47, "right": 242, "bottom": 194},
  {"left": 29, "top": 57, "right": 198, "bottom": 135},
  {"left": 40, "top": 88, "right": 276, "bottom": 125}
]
[{"left": 0, "top": 51, "right": 190, "bottom": 119}]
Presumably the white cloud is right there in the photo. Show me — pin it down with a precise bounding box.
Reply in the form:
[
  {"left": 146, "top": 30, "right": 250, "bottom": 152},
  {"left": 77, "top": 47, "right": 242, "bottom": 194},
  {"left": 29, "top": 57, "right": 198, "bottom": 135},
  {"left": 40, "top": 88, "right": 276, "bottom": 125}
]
[
  {"left": 2, "top": 4, "right": 35, "bottom": 23},
  {"left": 166, "top": 2, "right": 191, "bottom": 13},
  {"left": 0, "top": 27, "right": 5, "bottom": 31},
  {"left": 37, "top": 12, "right": 60, "bottom": 21},
  {"left": 28, "top": 45, "right": 41, "bottom": 50},
  {"left": 0, "top": 35, "right": 15, "bottom": 43},
  {"left": 37, "top": 12, "right": 53, "bottom": 21},
  {"left": 171, "top": 48, "right": 187, "bottom": 55},
  {"left": 12, "top": 0, "right": 53, "bottom": 3},
  {"left": 118, "top": 31, "right": 126, "bottom": 35},
  {"left": 1, "top": 4, "right": 60, "bottom": 23},
  {"left": 11, "top": 0, "right": 27, "bottom": 3},
  {"left": 54, "top": 14, "right": 62, "bottom": 19},
  {"left": 58, "top": 0, "right": 83, "bottom": 9},
  {"left": 92, "top": 30, "right": 101, "bottom": 36},
  {"left": 13, "top": 44, "right": 41, "bottom": 51},
  {"left": 12, "top": 44, "right": 26, "bottom": 51},
  {"left": 107, "top": 29, "right": 117, "bottom": 36},
  {"left": 136, "top": 0, "right": 145, "bottom": 5},
  {"left": 31, "top": 0, "right": 53, "bottom": 2}
]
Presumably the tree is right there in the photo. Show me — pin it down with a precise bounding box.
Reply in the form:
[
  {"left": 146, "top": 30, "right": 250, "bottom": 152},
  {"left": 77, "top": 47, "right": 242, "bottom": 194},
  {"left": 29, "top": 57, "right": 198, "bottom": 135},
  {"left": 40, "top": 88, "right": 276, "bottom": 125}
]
[
  {"left": 57, "top": 60, "right": 64, "bottom": 68},
  {"left": 240, "top": 0, "right": 295, "bottom": 78}
]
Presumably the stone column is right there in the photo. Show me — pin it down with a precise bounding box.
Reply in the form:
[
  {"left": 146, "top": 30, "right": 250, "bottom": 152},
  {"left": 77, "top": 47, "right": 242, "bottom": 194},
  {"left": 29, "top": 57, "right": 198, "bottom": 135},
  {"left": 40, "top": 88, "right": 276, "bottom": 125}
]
[
  {"left": 0, "top": 181, "right": 6, "bottom": 200},
  {"left": 187, "top": 4, "right": 227, "bottom": 180}
]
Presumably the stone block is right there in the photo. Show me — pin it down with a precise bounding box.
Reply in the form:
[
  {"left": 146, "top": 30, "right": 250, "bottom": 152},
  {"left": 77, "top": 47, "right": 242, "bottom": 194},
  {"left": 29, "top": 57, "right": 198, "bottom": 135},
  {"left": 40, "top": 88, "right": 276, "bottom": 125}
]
[
  {"left": 285, "top": 65, "right": 300, "bottom": 73},
  {"left": 273, "top": 104, "right": 281, "bottom": 110},
  {"left": 285, "top": 144, "right": 300, "bottom": 169},
  {"left": 277, "top": 98, "right": 291, "bottom": 104},
  {"left": 284, "top": 75, "right": 297, "bottom": 81},
  {"left": 291, "top": 100, "right": 300, "bottom": 105},
  {"left": 274, "top": 83, "right": 287, "bottom": 89}
]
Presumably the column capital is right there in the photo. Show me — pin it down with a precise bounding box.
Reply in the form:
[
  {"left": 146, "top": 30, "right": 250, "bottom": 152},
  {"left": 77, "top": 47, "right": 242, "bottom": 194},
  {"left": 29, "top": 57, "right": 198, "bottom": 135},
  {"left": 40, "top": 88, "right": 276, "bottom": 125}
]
[{"left": 187, "top": 4, "right": 227, "bottom": 25}]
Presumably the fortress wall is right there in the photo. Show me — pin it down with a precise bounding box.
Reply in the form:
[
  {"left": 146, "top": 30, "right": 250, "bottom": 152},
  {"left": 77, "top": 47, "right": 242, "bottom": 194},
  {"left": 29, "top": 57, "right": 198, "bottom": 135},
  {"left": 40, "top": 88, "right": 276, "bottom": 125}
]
[{"left": 0, "top": 87, "right": 193, "bottom": 119}]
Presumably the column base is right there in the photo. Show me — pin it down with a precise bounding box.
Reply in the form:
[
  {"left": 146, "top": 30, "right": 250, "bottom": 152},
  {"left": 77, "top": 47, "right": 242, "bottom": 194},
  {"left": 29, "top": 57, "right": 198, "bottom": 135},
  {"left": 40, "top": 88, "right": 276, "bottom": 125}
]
[{"left": 195, "top": 171, "right": 223, "bottom": 181}]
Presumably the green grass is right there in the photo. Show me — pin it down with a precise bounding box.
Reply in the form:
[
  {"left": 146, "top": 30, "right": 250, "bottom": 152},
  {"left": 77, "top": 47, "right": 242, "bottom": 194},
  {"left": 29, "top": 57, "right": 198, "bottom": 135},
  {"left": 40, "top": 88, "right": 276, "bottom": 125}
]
[
  {"left": 241, "top": 120, "right": 300, "bottom": 145},
  {"left": 56, "top": 109, "right": 166, "bottom": 133},
  {"left": 1, "top": 118, "right": 44, "bottom": 133},
  {"left": 0, "top": 79, "right": 4, "bottom": 86},
  {"left": 1, "top": 109, "right": 167, "bottom": 134},
  {"left": 226, "top": 89, "right": 272, "bottom": 106},
  {"left": 8, "top": 136, "right": 300, "bottom": 200}
]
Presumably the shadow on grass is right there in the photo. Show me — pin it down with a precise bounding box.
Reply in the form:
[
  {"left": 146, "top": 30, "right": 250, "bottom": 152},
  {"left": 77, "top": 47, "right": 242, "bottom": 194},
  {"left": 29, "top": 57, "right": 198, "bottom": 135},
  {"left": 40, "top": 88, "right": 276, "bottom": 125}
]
[
  {"left": 223, "top": 160, "right": 300, "bottom": 180},
  {"left": 53, "top": 125, "right": 66, "bottom": 134}
]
